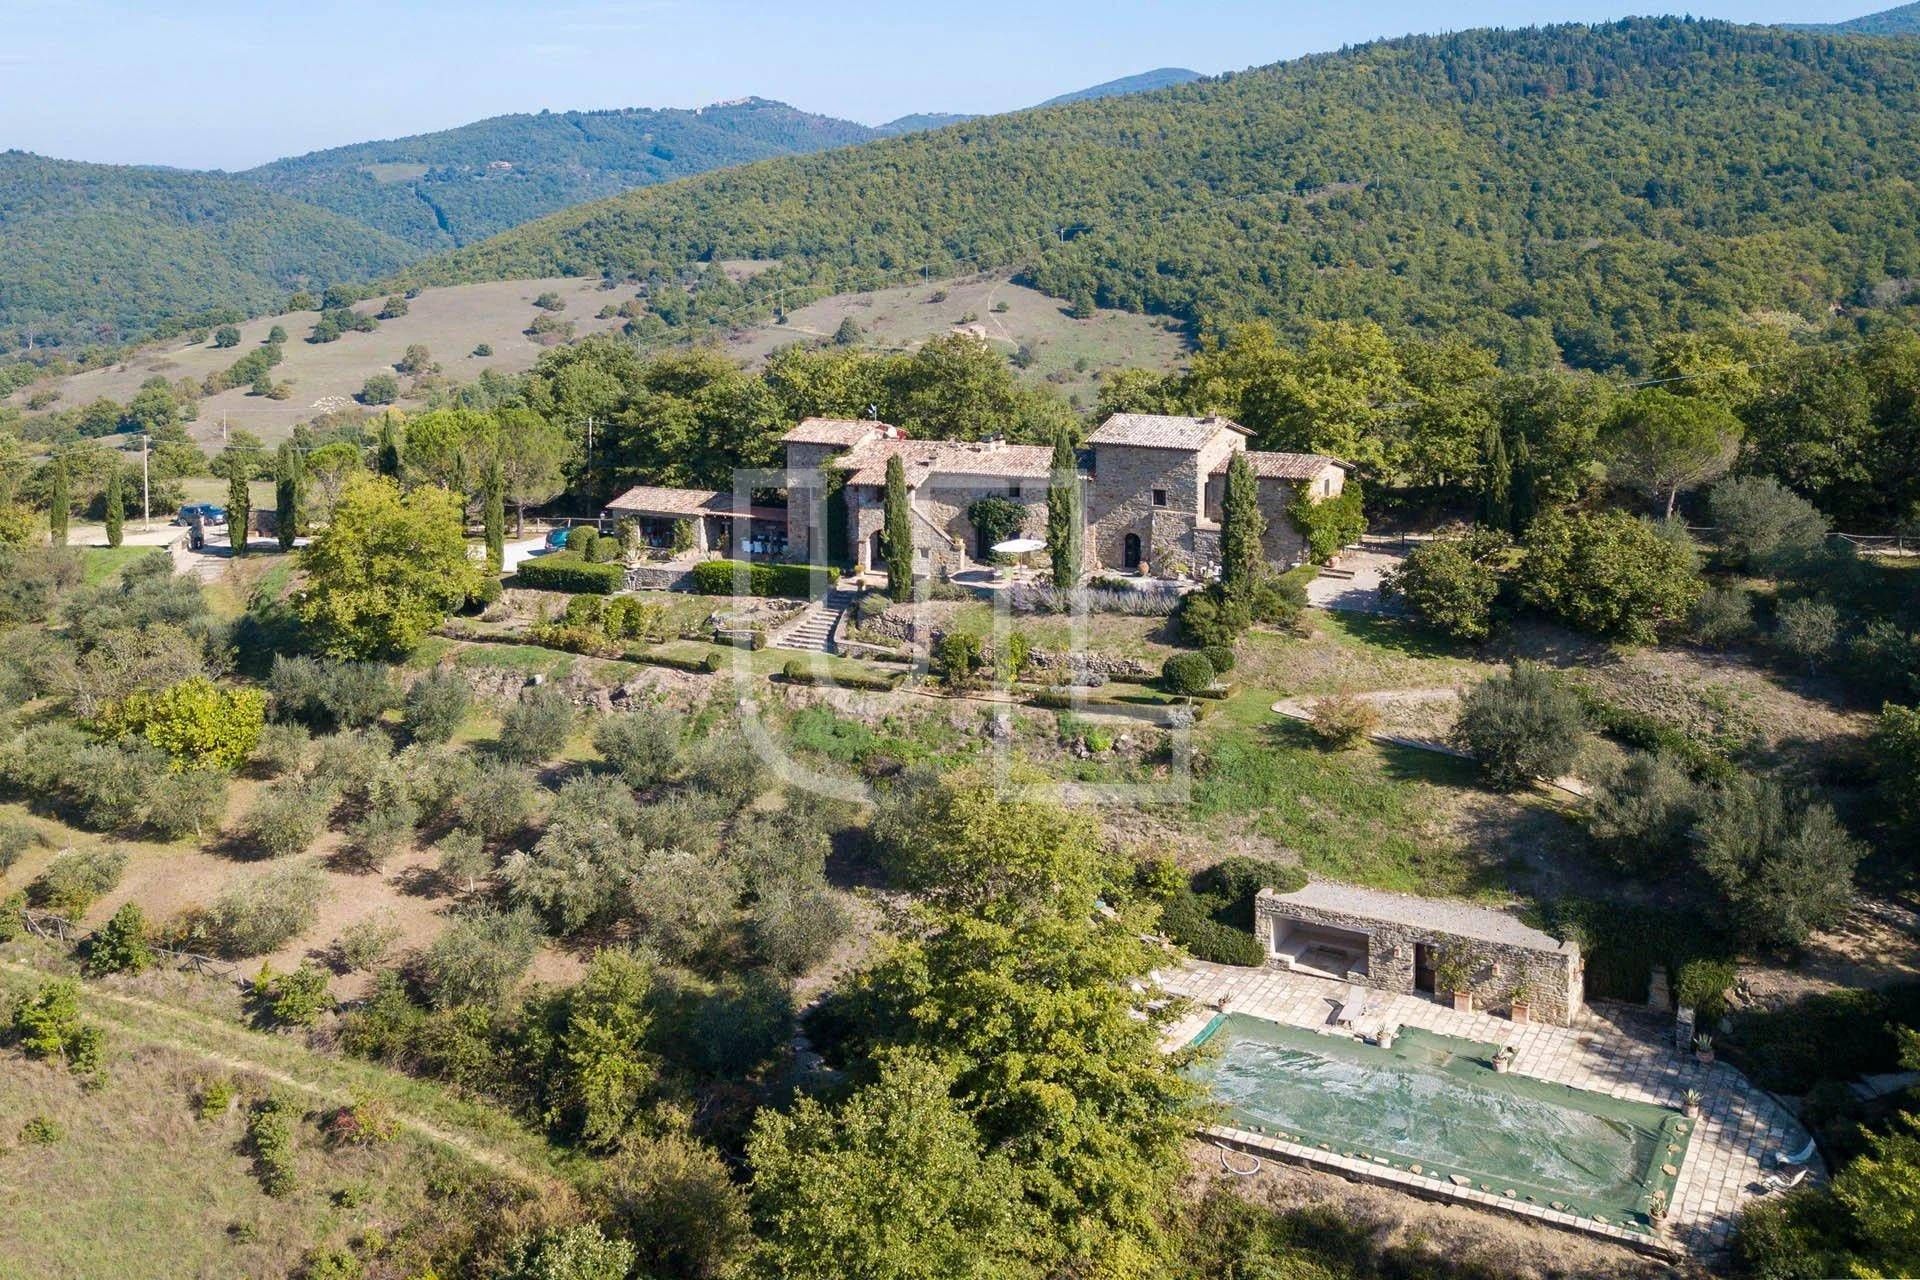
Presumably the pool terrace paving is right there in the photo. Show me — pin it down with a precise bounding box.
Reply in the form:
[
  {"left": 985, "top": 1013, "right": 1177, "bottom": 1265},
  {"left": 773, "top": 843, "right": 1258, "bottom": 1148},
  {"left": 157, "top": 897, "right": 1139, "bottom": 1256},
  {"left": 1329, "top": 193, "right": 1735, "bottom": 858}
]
[{"left": 1163, "top": 960, "right": 1820, "bottom": 1259}]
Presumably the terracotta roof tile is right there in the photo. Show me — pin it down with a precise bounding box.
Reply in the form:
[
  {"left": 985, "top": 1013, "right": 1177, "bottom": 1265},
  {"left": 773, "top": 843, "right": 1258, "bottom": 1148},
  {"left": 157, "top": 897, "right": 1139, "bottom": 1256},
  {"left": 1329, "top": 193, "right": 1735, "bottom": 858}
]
[
  {"left": 1214, "top": 450, "right": 1346, "bottom": 480},
  {"left": 784, "top": 417, "right": 890, "bottom": 446},
  {"left": 839, "top": 439, "right": 1055, "bottom": 487}
]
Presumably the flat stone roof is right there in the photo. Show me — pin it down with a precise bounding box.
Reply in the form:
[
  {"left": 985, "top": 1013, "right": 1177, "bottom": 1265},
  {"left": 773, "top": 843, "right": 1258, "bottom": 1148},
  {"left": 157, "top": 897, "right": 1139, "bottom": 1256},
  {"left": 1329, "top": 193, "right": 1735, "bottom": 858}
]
[{"left": 1259, "top": 881, "right": 1573, "bottom": 954}]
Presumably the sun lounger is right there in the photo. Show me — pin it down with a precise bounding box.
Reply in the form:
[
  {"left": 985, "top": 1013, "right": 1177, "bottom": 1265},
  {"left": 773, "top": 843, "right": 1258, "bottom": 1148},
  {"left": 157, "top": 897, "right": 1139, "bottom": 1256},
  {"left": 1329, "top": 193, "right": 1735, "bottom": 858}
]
[
  {"left": 1335, "top": 983, "right": 1370, "bottom": 1028},
  {"left": 1773, "top": 1136, "right": 1817, "bottom": 1168}
]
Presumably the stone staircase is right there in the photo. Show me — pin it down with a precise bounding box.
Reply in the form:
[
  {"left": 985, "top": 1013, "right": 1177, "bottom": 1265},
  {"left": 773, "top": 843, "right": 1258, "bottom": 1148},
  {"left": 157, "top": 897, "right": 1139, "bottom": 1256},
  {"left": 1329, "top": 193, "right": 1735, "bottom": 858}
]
[{"left": 772, "top": 583, "right": 859, "bottom": 654}]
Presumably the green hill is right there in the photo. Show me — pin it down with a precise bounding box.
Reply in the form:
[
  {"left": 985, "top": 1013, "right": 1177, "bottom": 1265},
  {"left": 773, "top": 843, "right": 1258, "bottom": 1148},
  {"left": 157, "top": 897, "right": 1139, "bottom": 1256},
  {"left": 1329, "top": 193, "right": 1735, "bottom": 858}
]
[
  {"left": 1037, "top": 67, "right": 1201, "bottom": 106},
  {"left": 404, "top": 18, "right": 1920, "bottom": 372},
  {"left": 0, "top": 151, "right": 416, "bottom": 347},
  {"left": 241, "top": 98, "right": 880, "bottom": 249},
  {"left": 1783, "top": 2, "right": 1920, "bottom": 34}
]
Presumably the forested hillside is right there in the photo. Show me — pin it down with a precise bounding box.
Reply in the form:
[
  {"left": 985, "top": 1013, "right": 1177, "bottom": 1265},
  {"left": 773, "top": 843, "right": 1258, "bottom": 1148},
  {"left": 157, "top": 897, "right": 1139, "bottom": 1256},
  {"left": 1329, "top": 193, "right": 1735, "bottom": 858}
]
[
  {"left": 1037, "top": 67, "right": 1201, "bottom": 106},
  {"left": 0, "top": 153, "right": 416, "bottom": 348},
  {"left": 408, "top": 19, "right": 1920, "bottom": 371},
  {"left": 242, "top": 98, "right": 879, "bottom": 248},
  {"left": 1783, "top": 2, "right": 1920, "bottom": 34}
]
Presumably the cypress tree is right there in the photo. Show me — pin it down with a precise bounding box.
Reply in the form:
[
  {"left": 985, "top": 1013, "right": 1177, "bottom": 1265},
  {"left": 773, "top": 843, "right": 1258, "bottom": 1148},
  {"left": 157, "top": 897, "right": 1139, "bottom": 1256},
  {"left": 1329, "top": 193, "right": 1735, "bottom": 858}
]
[
  {"left": 1219, "top": 450, "right": 1266, "bottom": 603},
  {"left": 1480, "top": 424, "right": 1512, "bottom": 532},
  {"left": 274, "top": 442, "right": 302, "bottom": 550},
  {"left": 484, "top": 453, "right": 506, "bottom": 572},
  {"left": 377, "top": 414, "right": 404, "bottom": 480},
  {"left": 1510, "top": 434, "right": 1537, "bottom": 534},
  {"left": 882, "top": 453, "right": 914, "bottom": 602},
  {"left": 1046, "top": 428, "right": 1082, "bottom": 588},
  {"left": 103, "top": 466, "right": 124, "bottom": 548},
  {"left": 47, "top": 462, "right": 68, "bottom": 547},
  {"left": 227, "top": 466, "right": 250, "bottom": 557}
]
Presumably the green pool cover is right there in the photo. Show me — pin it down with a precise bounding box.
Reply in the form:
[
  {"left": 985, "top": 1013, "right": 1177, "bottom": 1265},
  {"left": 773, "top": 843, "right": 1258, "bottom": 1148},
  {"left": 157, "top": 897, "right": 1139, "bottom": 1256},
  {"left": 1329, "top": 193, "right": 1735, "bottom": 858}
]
[{"left": 1188, "top": 1013, "right": 1692, "bottom": 1229}]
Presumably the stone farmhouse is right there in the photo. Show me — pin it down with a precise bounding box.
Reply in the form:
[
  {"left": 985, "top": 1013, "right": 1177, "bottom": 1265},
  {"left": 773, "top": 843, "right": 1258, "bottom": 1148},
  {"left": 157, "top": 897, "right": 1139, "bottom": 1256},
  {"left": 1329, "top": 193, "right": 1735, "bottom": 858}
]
[
  {"left": 602, "top": 412, "right": 1347, "bottom": 582},
  {"left": 783, "top": 413, "right": 1348, "bottom": 580}
]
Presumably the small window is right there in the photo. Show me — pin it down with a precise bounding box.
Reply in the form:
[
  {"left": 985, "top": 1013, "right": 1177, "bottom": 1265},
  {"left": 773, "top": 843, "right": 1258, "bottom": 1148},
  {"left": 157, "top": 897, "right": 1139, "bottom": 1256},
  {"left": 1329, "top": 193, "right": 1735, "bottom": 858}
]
[
  {"left": 1322, "top": 477, "right": 1332, "bottom": 496},
  {"left": 1008, "top": 483, "right": 1021, "bottom": 498},
  {"left": 1152, "top": 488, "right": 1168, "bottom": 508}
]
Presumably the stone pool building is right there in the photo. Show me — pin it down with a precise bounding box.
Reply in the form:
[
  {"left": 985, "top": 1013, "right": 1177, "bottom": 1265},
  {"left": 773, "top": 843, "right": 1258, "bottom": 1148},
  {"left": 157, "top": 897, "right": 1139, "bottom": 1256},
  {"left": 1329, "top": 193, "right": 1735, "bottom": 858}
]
[{"left": 1254, "top": 881, "right": 1585, "bottom": 1025}]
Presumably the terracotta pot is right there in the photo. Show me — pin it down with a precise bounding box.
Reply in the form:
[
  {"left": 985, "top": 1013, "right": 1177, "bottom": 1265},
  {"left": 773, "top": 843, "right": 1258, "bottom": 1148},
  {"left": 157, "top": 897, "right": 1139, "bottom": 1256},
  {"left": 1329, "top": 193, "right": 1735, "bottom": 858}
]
[
  {"left": 1511, "top": 1002, "right": 1531, "bottom": 1024},
  {"left": 1696, "top": 1049, "right": 1715, "bottom": 1065},
  {"left": 1452, "top": 991, "right": 1473, "bottom": 1012}
]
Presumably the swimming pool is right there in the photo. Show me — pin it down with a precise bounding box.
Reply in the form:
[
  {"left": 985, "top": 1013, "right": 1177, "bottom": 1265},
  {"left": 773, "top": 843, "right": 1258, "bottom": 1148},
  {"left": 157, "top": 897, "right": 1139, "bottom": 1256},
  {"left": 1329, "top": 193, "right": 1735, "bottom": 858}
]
[{"left": 1188, "top": 1013, "right": 1691, "bottom": 1228}]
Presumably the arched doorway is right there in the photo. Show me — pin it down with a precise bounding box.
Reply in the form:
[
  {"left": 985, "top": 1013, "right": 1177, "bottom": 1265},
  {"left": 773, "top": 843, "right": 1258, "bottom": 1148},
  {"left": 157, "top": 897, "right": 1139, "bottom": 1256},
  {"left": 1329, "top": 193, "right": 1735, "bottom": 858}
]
[
  {"left": 869, "top": 529, "right": 886, "bottom": 571},
  {"left": 1123, "top": 532, "right": 1142, "bottom": 570}
]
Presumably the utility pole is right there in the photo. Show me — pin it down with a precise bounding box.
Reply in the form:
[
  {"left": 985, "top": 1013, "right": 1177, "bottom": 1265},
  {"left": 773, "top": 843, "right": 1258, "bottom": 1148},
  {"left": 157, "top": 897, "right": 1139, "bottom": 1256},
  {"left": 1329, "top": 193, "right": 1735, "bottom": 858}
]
[{"left": 140, "top": 434, "right": 151, "bottom": 531}]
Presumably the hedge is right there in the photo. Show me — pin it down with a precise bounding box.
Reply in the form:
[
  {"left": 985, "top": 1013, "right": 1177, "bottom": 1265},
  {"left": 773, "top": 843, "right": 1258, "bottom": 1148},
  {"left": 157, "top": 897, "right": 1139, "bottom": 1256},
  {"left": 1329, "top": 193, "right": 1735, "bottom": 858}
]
[
  {"left": 781, "top": 660, "right": 900, "bottom": 692},
  {"left": 1160, "top": 891, "right": 1266, "bottom": 966},
  {"left": 713, "top": 629, "right": 769, "bottom": 651},
  {"left": 632, "top": 650, "right": 723, "bottom": 674},
  {"left": 690, "top": 560, "right": 832, "bottom": 599},
  {"left": 1023, "top": 687, "right": 1121, "bottom": 709},
  {"left": 516, "top": 554, "right": 622, "bottom": 594}
]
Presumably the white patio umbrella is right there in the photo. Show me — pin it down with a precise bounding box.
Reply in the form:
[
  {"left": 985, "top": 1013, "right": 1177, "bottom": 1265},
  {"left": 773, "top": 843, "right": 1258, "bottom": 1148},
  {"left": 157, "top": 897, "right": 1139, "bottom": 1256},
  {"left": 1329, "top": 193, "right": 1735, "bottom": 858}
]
[{"left": 991, "top": 536, "right": 1048, "bottom": 578}]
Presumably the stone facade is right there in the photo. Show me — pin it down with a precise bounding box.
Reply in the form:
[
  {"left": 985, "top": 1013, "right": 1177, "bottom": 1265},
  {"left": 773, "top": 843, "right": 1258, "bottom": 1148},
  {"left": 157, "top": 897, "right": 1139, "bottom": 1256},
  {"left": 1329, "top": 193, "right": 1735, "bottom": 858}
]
[
  {"left": 779, "top": 414, "right": 1348, "bottom": 586},
  {"left": 783, "top": 441, "right": 846, "bottom": 565},
  {"left": 848, "top": 477, "right": 1049, "bottom": 578},
  {"left": 1253, "top": 882, "right": 1583, "bottom": 1026}
]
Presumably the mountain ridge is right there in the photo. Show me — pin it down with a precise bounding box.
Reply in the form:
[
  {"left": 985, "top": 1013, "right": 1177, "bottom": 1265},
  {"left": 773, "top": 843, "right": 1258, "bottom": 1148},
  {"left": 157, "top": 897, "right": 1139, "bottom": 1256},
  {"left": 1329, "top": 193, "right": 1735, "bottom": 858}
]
[
  {"left": 1781, "top": 1, "right": 1920, "bottom": 33},
  {"left": 400, "top": 18, "right": 1920, "bottom": 373}
]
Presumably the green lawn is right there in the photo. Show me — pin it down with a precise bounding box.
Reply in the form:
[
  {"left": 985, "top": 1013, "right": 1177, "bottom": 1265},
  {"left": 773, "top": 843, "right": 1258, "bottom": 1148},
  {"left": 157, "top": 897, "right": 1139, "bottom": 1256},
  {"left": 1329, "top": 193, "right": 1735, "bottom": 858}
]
[{"left": 80, "top": 545, "right": 159, "bottom": 584}]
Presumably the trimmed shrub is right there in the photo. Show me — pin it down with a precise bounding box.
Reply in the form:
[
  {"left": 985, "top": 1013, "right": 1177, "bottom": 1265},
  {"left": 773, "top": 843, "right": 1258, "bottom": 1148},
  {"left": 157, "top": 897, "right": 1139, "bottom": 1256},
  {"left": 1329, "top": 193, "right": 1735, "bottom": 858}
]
[
  {"left": 565, "top": 526, "right": 601, "bottom": 561},
  {"left": 1161, "top": 652, "right": 1216, "bottom": 696},
  {"left": 1675, "top": 958, "right": 1738, "bottom": 1024},
  {"left": 1201, "top": 644, "right": 1237, "bottom": 675},
  {"left": 517, "top": 554, "right": 622, "bottom": 594}
]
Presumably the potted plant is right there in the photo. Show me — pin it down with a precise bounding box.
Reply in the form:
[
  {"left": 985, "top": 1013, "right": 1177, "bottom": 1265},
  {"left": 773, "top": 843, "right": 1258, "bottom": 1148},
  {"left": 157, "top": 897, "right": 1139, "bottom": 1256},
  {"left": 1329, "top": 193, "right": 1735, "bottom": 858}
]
[
  {"left": 1693, "top": 1033, "right": 1715, "bottom": 1065},
  {"left": 1492, "top": 1045, "right": 1516, "bottom": 1074},
  {"left": 1647, "top": 1189, "right": 1669, "bottom": 1231},
  {"left": 1509, "top": 981, "right": 1533, "bottom": 1024},
  {"left": 1681, "top": 1088, "right": 1702, "bottom": 1119},
  {"left": 1435, "top": 952, "right": 1476, "bottom": 1012}
]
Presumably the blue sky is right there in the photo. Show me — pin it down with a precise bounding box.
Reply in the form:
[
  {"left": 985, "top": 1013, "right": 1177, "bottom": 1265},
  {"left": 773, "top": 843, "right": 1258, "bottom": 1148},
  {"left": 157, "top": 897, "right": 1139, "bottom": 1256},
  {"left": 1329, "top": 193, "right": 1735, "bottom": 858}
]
[{"left": 0, "top": 0, "right": 1881, "bottom": 170}]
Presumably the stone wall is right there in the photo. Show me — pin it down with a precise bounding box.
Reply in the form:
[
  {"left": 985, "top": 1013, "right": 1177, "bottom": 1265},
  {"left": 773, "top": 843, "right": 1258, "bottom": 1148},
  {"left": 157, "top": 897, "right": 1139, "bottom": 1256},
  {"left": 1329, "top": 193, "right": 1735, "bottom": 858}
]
[
  {"left": 1253, "top": 889, "right": 1583, "bottom": 1025},
  {"left": 783, "top": 442, "right": 844, "bottom": 564},
  {"left": 625, "top": 564, "right": 696, "bottom": 592},
  {"left": 1198, "top": 473, "right": 1331, "bottom": 569},
  {"left": 1084, "top": 442, "right": 1200, "bottom": 572}
]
